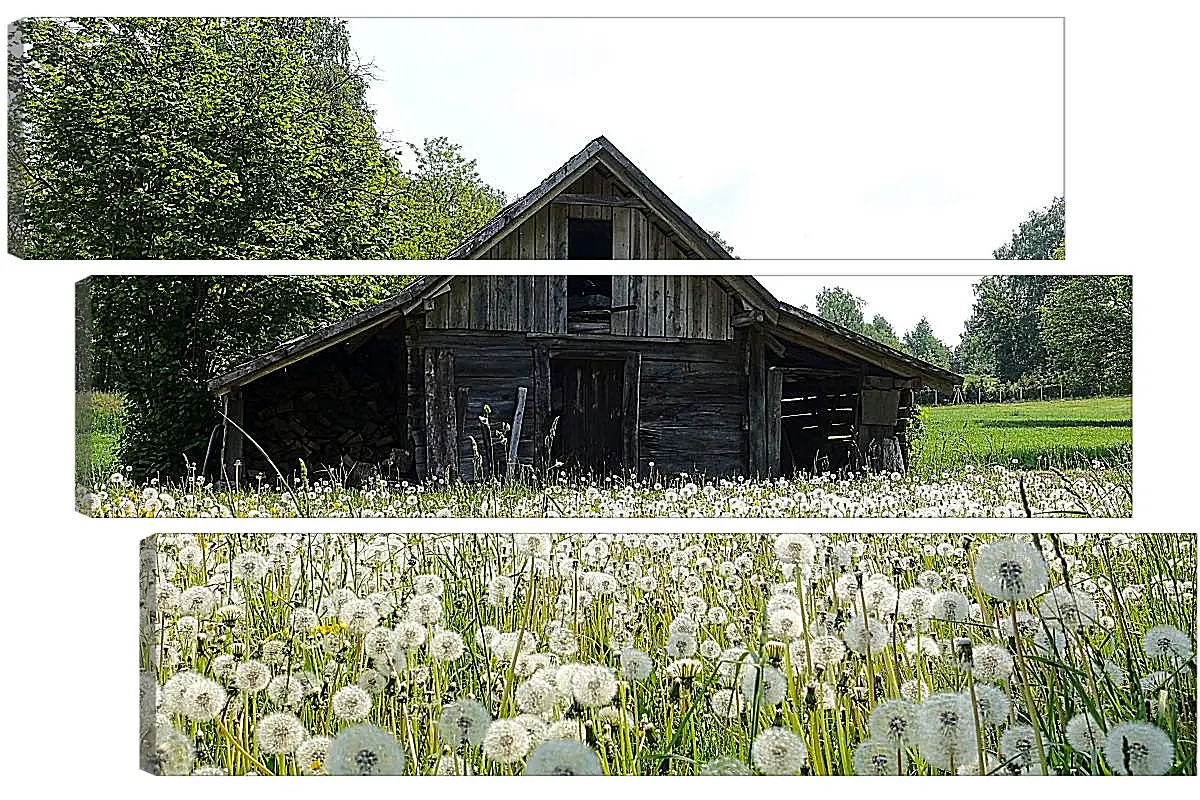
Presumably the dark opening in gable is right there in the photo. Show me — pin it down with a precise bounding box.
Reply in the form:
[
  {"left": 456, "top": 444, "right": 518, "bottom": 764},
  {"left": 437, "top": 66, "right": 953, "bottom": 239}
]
[{"left": 567, "top": 218, "right": 613, "bottom": 259}]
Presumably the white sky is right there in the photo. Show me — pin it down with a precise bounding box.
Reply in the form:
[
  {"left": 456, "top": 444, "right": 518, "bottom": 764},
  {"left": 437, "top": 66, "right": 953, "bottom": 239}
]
[
  {"left": 346, "top": 17, "right": 1063, "bottom": 259},
  {"left": 754, "top": 275, "right": 981, "bottom": 343}
]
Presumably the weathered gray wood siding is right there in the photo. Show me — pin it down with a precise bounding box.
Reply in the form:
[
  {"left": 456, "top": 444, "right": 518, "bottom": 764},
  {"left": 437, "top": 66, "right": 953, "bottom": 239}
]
[
  {"left": 424, "top": 275, "right": 569, "bottom": 333},
  {"left": 478, "top": 165, "right": 702, "bottom": 260},
  {"left": 425, "top": 274, "right": 736, "bottom": 341},
  {"left": 611, "top": 275, "right": 735, "bottom": 340},
  {"left": 408, "top": 327, "right": 749, "bottom": 481}
]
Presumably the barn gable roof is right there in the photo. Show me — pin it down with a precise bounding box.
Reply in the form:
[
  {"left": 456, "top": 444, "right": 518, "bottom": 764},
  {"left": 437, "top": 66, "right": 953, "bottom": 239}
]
[
  {"left": 446, "top": 136, "right": 735, "bottom": 260},
  {"left": 208, "top": 275, "right": 961, "bottom": 395}
]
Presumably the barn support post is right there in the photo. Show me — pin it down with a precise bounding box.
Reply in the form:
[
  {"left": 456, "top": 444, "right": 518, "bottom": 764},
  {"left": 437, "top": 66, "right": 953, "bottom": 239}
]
[
  {"left": 622, "top": 352, "right": 642, "bottom": 475},
  {"left": 505, "top": 387, "right": 528, "bottom": 483},
  {"left": 423, "top": 348, "right": 458, "bottom": 481},
  {"left": 767, "top": 368, "right": 782, "bottom": 478},
  {"left": 533, "top": 346, "right": 551, "bottom": 477},
  {"left": 747, "top": 328, "right": 767, "bottom": 477},
  {"left": 221, "top": 390, "right": 244, "bottom": 485}
]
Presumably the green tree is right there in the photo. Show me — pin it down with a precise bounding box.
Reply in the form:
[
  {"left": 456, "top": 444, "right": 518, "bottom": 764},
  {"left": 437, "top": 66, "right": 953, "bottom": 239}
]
[
  {"left": 11, "top": 18, "right": 502, "bottom": 258},
  {"left": 902, "top": 317, "right": 951, "bottom": 369},
  {"left": 993, "top": 196, "right": 1065, "bottom": 259},
  {"left": 86, "top": 275, "right": 413, "bottom": 476},
  {"left": 393, "top": 137, "right": 506, "bottom": 259},
  {"left": 815, "top": 287, "right": 867, "bottom": 332},
  {"left": 957, "top": 275, "right": 1055, "bottom": 381},
  {"left": 866, "top": 314, "right": 905, "bottom": 351},
  {"left": 1040, "top": 276, "right": 1132, "bottom": 394}
]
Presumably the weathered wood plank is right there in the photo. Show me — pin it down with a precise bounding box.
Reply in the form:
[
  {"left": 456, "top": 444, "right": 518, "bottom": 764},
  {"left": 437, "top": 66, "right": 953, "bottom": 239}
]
[
  {"left": 469, "top": 275, "right": 492, "bottom": 329},
  {"left": 551, "top": 203, "right": 568, "bottom": 259},
  {"left": 423, "top": 348, "right": 457, "bottom": 480},
  {"left": 548, "top": 275, "right": 567, "bottom": 333},
  {"left": 551, "top": 193, "right": 646, "bottom": 208},
  {"left": 446, "top": 277, "right": 469, "bottom": 329},
  {"left": 623, "top": 353, "right": 642, "bottom": 473},
  {"left": 627, "top": 272, "right": 645, "bottom": 336},
  {"left": 493, "top": 275, "right": 517, "bottom": 331},
  {"left": 667, "top": 275, "right": 687, "bottom": 337},
  {"left": 533, "top": 346, "right": 550, "bottom": 473},
  {"left": 531, "top": 274, "right": 549, "bottom": 333},
  {"left": 612, "top": 207, "right": 632, "bottom": 260},
  {"left": 534, "top": 208, "right": 550, "bottom": 259},
  {"left": 688, "top": 275, "right": 708, "bottom": 339},
  {"left": 747, "top": 330, "right": 766, "bottom": 477},
  {"left": 767, "top": 368, "right": 782, "bottom": 477},
  {"left": 505, "top": 386, "right": 528, "bottom": 482},
  {"left": 610, "top": 274, "right": 630, "bottom": 335},
  {"left": 645, "top": 275, "right": 666, "bottom": 338}
]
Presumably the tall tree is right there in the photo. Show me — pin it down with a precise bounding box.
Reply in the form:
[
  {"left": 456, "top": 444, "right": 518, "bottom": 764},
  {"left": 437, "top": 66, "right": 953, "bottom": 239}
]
[
  {"left": 993, "top": 197, "right": 1065, "bottom": 260},
  {"left": 1040, "top": 276, "right": 1132, "bottom": 393},
  {"left": 902, "top": 317, "right": 951, "bottom": 369},
  {"left": 866, "top": 314, "right": 904, "bottom": 351},
  {"left": 392, "top": 137, "right": 506, "bottom": 259},
  {"left": 815, "top": 287, "right": 867, "bottom": 332},
  {"left": 11, "top": 18, "right": 434, "bottom": 258},
  {"left": 958, "top": 276, "right": 1055, "bottom": 381}
]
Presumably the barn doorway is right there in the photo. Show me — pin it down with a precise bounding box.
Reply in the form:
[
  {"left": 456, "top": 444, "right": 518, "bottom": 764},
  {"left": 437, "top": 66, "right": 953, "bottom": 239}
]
[{"left": 550, "top": 357, "right": 627, "bottom": 475}]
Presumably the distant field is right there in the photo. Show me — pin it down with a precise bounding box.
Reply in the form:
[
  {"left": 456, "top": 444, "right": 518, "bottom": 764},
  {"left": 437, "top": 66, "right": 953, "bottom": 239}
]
[{"left": 915, "top": 396, "right": 1132, "bottom": 472}]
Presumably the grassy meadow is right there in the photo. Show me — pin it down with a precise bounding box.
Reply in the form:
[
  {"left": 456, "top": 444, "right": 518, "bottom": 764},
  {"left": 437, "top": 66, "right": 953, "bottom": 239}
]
[
  {"left": 916, "top": 397, "right": 1132, "bottom": 472},
  {"left": 141, "top": 533, "right": 1195, "bottom": 776}
]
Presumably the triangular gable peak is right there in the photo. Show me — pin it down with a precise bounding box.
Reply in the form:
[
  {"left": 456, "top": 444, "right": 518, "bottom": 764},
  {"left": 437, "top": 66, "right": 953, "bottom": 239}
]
[{"left": 446, "top": 136, "right": 733, "bottom": 260}]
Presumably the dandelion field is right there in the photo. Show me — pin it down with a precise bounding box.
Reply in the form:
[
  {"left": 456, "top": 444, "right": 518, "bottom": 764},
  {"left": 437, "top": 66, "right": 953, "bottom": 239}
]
[
  {"left": 141, "top": 533, "right": 1195, "bottom": 776},
  {"left": 93, "top": 463, "right": 1132, "bottom": 518}
]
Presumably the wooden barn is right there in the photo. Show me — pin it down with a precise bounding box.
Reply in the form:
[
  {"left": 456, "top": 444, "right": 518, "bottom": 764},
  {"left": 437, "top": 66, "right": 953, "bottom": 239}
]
[{"left": 208, "top": 275, "right": 960, "bottom": 484}]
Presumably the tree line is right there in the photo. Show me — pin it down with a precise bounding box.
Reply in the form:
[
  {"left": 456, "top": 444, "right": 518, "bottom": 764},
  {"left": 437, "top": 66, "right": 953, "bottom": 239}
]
[{"left": 812, "top": 273, "right": 1132, "bottom": 402}]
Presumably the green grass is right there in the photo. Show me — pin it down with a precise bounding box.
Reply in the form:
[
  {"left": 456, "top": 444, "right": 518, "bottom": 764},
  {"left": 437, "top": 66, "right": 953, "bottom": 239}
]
[
  {"left": 76, "top": 391, "right": 126, "bottom": 482},
  {"left": 915, "top": 397, "right": 1132, "bottom": 472}
]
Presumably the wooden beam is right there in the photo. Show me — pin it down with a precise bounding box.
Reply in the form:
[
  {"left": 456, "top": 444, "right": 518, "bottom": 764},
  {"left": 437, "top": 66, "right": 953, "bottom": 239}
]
[
  {"left": 533, "top": 347, "right": 551, "bottom": 475},
  {"left": 505, "top": 387, "right": 528, "bottom": 483},
  {"left": 747, "top": 330, "right": 767, "bottom": 477},
  {"left": 623, "top": 353, "right": 642, "bottom": 474},
  {"left": 731, "top": 309, "right": 765, "bottom": 328},
  {"left": 767, "top": 369, "right": 782, "bottom": 478},
  {"left": 551, "top": 193, "right": 646, "bottom": 208}
]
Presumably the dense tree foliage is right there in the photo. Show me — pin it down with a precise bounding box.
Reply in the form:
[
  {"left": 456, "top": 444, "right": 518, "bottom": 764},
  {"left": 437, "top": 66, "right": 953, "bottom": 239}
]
[
  {"left": 903, "top": 317, "right": 951, "bottom": 369},
  {"left": 993, "top": 197, "right": 1065, "bottom": 260},
  {"left": 86, "top": 276, "right": 414, "bottom": 476},
  {"left": 953, "top": 275, "right": 1131, "bottom": 395},
  {"left": 10, "top": 18, "right": 503, "bottom": 258}
]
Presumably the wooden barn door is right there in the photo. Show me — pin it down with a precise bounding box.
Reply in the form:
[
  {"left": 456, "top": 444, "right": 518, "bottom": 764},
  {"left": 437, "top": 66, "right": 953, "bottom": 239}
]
[{"left": 552, "top": 357, "right": 633, "bottom": 475}]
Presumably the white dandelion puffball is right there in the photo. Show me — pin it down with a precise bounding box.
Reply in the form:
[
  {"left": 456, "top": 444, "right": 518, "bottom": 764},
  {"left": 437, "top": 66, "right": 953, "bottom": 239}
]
[
  {"left": 842, "top": 615, "right": 888, "bottom": 655},
  {"left": 523, "top": 740, "right": 604, "bottom": 775},
  {"left": 429, "top": 629, "right": 466, "bottom": 662},
  {"left": 931, "top": 590, "right": 972, "bottom": 622},
  {"left": 256, "top": 712, "right": 306, "bottom": 755},
  {"left": 438, "top": 698, "right": 492, "bottom": 748},
  {"left": 751, "top": 727, "right": 808, "bottom": 775},
  {"left": 482, "top": 718, "right": 532, "bottom": 764},
  {"left": 1065, "top": 713, "right": 1107, "bottom": 753},
  {"left": 234, "top": 660, "right": 271, "bottom": 693},
  {"left": 516, "top": 677, "right": 558, "bottom": 715},
  {"left": 619, "top": 647, "right": 657, "bottom": 681},
  {"left": 868, "top": 699, "right": 918, "bottom": 745},
  {"left": 332, "top": 685, "right": 373, "bottom": 722},
  {"left": 326, "top": 723, "right": 406, "bottom": 775},
  {"left": 181, "top": 677, "right": 227, "bottom": 722},
  {"left": 296, "top": 735, "right": 332, "bottom": 775},
  {"left": 853, "top": 739, "right": 906, "bottom": 775},
  {"left": 968, "top": 643, "right": 1014, "bottom": 682},
  {"left": 1000, "top": 723, "right": 1038, "bottom": 768},
  {"left": 915, "top": 693, "right": 977, "bottom": 772},
  {"left": 774, "top": 533, "right": 817, "bottom": 564},
  {"left": 739, "top": 664, "right": 787, "bottom": 707},
  {"left": 971, "top": 684, "right": 1011, "bottom": 727},
  {"left": 569, "top": 664, "right": 618, "bottom": 708},
  {"left": 973, "top": 538, "right": 1048, "bottom": 602},
  {"left": 1142, "top": 624, "right": 1193, "bottom": 662},
  {"left": 1102, "top": 721, "right": 1175, "bottom": 775}
]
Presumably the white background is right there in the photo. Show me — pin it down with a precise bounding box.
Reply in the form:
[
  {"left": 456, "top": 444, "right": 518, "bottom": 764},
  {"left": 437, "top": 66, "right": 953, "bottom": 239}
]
[{"left": 0, "top": 0, "right": 1196, "bottom": 795}]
